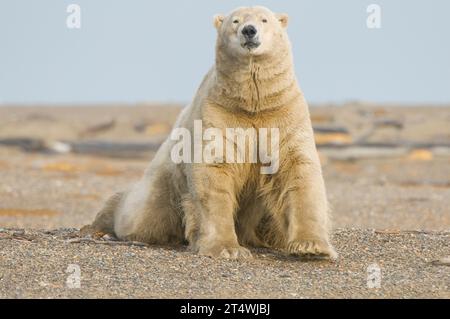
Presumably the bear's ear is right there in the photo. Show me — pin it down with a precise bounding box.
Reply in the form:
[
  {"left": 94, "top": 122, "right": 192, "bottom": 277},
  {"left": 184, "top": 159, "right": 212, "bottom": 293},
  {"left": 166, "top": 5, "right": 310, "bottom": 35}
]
[
  {"left": 276, "top": 13, "right": 289, "bottom": 28},
  {"left": 213, "top": 14, "right": 225, "bottom": 29}
]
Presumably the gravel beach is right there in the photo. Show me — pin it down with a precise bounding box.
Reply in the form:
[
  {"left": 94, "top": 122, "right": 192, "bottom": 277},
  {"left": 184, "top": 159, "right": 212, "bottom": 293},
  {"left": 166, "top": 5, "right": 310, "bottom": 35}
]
[
  {"left": 0, "top": 228, "right": 449, "bottom": 298},
  {"left": 0, "top": 105, "right": 449, "bottom": 298}
]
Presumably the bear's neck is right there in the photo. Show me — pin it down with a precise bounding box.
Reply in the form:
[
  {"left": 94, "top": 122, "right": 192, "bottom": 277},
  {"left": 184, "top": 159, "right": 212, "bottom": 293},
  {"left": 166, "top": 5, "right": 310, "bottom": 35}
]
[{"left": 212, "top": 47, "right": 301, "bottom": 114}]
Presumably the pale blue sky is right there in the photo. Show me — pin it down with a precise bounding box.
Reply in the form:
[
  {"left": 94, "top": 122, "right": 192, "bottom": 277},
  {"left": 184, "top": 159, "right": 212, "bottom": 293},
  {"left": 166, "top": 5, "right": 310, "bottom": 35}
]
[{"left": 0, "top": 0, "right": 449, "bottom": 105}]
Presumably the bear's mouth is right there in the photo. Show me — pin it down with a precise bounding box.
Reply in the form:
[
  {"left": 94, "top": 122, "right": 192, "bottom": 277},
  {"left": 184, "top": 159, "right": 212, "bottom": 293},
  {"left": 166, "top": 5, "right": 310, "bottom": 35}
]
[{"left": 243, "top": 41, "right": 261, "bottom": 50}]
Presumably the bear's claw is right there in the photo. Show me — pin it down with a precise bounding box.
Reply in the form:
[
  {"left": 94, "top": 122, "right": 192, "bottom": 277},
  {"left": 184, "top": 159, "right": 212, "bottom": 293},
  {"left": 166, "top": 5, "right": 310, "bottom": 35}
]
[
  {"left": 287, "top": 240, "right": 338, "bottom": 260},
  {"left": 199, "top": 245, "right": 253, "bottom": 259}
]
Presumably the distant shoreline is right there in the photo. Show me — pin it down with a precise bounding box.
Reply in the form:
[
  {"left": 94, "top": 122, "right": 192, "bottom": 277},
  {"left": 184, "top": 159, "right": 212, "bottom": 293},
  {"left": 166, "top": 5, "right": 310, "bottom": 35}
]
[{"left": 1, "top": 102, "right": 450, "bottom": 108}]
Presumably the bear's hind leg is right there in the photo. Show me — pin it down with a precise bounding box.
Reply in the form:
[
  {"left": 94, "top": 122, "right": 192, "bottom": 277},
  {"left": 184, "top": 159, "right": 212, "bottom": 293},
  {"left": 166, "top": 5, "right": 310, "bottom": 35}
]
[
  {"left": 80, "top": 192, "right": 123, "bottom": 237},
  {"left": 114, "top": 175, "right": 184, "bottom": 245}
]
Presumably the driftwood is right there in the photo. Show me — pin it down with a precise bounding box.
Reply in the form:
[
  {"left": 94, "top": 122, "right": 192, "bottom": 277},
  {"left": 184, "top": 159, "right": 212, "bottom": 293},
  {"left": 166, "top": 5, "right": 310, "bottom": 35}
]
[
  {"left": 313, "top": 126, "right": 350, "bottom": 134},
  {"left": 69, "top": 140, "right": 161, "bottom": 158},
  {"left": 0, "top": 138, "right": 48, "bottom": 152},
  {"left": 430, "top": 257, "right": 450, "bottom": 266},
  {"left": 0, "top": 138, "right": 161, "bottom": 158},
  {"left": 1, "top": 136, "right": 450, "bottom": 159},
  {"left": 0, "top": 230, "right": 36, "bottom": 242},
  {"left": 79, "top": 119, "right": 116, "bottom": 137},
  {"left": 374, "top": 230, "right": 450, "bottom": 235},
  {"left": 373, "top": 119, "right": 404, "bottom": 130},
  {"left": 321, "top": 142, "right": 450, "bottom": 149},
  {"left": 66, "top": 237, "right": 149, "bottom": 247}
]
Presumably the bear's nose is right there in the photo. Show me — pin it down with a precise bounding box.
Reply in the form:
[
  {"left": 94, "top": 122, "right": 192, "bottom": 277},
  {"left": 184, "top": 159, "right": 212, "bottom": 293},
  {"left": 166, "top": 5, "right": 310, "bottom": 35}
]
[{"left": 242, "top": 25, "right": 257, "bottom": 39}]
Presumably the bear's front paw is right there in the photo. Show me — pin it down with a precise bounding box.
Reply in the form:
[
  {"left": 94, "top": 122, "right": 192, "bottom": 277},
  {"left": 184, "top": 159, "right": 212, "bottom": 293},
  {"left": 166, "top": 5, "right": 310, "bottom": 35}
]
[
  {"left": 287, "top": 239, "right": 337, "bottom": 260},
  {"left": 198, "top": 245, "right": 253, "bottom": 260}
]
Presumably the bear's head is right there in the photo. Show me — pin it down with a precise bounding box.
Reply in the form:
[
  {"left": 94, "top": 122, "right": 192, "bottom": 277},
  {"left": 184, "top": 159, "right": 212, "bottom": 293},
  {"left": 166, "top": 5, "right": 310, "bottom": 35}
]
[{"left": 214, "top": 6, "right": 289, "bottom": 58}]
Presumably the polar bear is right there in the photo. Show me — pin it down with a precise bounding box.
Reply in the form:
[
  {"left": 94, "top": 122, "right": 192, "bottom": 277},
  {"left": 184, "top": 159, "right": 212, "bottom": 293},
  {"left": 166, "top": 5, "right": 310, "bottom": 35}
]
[{"left": 82, "top": 6, "right": 337, "bottom": 260}]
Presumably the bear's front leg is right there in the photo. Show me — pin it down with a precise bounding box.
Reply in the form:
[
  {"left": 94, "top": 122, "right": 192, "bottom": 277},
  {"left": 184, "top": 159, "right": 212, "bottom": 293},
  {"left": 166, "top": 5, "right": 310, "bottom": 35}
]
[
  {"left": 188, "top": 164, "right": 252, "bottom": 259},
  {"left": 280, "top": 155, "right": 337, "bottom": 260}
]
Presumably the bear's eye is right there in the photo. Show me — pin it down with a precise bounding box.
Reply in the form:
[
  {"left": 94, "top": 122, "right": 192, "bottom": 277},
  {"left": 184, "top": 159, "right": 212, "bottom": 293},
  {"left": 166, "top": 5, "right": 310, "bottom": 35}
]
[
  {"left": 262, "top": 19, "right": 268, "bottom": 23},
  {"left": 233, "top": 19, "right": 239, "bottom": 24}
]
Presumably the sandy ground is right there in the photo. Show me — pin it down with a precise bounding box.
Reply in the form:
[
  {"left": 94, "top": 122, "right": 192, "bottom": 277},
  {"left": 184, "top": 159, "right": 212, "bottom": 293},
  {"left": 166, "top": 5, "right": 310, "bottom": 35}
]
[{"left": 0, "top": 104, "right": 449, "bottom": 298}]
